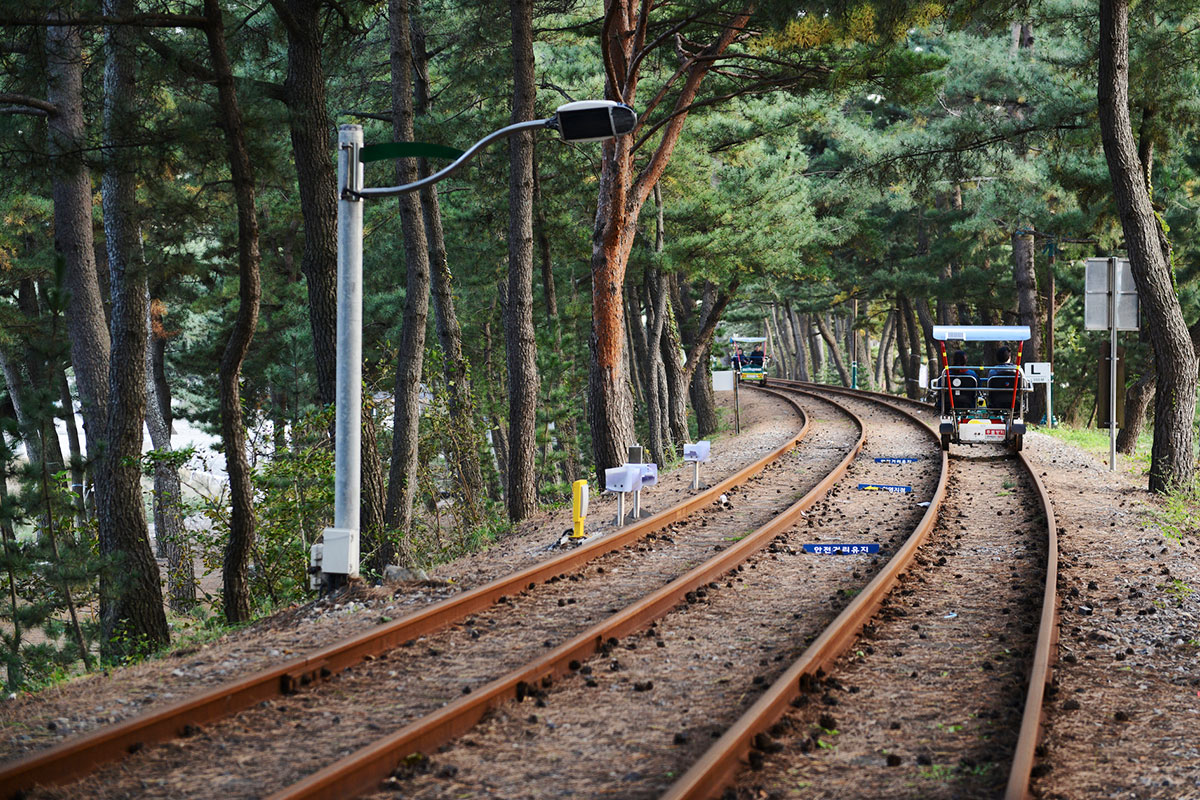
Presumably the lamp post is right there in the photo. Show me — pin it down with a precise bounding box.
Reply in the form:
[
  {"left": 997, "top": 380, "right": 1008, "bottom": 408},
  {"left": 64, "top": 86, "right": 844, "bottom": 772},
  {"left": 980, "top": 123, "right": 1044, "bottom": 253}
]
[{"left": 316, "top": 102, "right": 637, "bottom": 587}]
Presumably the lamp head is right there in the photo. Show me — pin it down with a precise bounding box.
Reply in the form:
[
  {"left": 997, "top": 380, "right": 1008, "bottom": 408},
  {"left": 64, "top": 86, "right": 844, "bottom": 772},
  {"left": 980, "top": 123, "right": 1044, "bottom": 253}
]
[{"left": 551, "top": 101, "right": 637, "bottom": 143}]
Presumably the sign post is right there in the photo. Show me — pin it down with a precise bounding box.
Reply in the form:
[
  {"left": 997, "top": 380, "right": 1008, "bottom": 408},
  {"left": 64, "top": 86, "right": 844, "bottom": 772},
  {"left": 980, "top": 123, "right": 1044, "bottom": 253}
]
[
  {"left": 1085, "top": 257, "right": 1139, "bottom": 472},
  {"left": 1022, "top": 361, "right": 1053, "bottom": 427}
]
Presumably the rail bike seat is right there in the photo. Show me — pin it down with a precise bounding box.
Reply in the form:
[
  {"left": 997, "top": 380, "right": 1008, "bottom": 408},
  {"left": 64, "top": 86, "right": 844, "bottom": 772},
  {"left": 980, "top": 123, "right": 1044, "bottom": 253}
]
[
  {"left": 985, "top": 373, "right": 1019, "bottom": 411},
  {"left": 944, "top": 372, "right": 978, "bottom": 412}
]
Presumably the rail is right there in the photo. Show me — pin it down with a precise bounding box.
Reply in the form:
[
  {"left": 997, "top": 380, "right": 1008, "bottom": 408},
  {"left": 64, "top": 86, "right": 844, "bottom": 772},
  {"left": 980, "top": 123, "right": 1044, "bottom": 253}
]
[{"left": 0, "top": 387, "right": 809, "bottom": 798}]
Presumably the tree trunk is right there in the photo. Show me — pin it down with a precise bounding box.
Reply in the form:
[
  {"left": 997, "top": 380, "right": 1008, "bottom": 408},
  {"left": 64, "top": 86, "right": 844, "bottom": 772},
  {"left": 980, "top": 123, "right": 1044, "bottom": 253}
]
[
  {"left": 204, "top": 0, "right": 263, "bottom": 623},
  {"left": 787, "top": 303, "right": 808, "bottom": 381},
  {"left": 913, "top": 297, "right": 939, "bottom": 373},
  {"left": 643, "top": 266, "right": 668, "bottom": 466},
  {"left": 1012, "top": 229, "right": 1044, "bottom": 421},
  {"left": 804, "top": 314, "right": 823, "bottom": 379},
  {"left": 383, "top": 0, "right": 432, "bottom": 565},
  {"left": 688, "top": 284, "right": 719, "bottom": 437},
  {"left": 411, "top": 3, "right": 484, "bottom": 526},
  {"left": 1117, "top": 370, "right": 1155, "bottom": 455},
  {"left": 875, "top": 310, "right": 895, "bottom": 388},
  {"left": 897, "top": 296, "right": 920, "bottom": 399},
  {"left": 145, "top": 298, "right": 194, "bottom": 613},
  {"left": 504, "top": 0, "right": 539, "bottom": 519},
  {"left": 97, "top": 0, "right": 168, "bottom": 651},
  {"left": 859, "top": 329, "right": 875, "bottom": 391},
  {"left": 272, "top": 0, "right": 338, "bottom": 407},
  {"left": 588, "top": 1, "right": 750, "bottom": 481},
  {"left": 660, "top": 289, "right": 689, "bottom": 447},
  {"left": 56, "top": 366, "right": 87, "bottom": 527},
  {"left": 626, "top": 286, "right": 650, "bottom": 408},
  {"left": 1099, "top": 0, "right": 1197, "bottom": 492},
  {"left": 815, "top": 313, "right": 850, "bottom": 387},
  {"left": 47, "top": 21, "right": 110, "bottom": 460},
  {"left": 769, "top": 305, "right": 790, "bottom": 379}
]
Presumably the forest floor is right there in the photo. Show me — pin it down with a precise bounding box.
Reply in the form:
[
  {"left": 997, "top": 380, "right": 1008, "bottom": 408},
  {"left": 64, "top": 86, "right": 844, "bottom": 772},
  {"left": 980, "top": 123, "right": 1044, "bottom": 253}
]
[{"left": 2, "top": 389, "right": 1198, "bottom": 800}]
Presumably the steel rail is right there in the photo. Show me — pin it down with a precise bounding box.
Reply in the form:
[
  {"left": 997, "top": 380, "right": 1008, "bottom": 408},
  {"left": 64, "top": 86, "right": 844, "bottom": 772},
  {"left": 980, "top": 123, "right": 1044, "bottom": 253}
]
[
  {"left": 1003, "top": 450, "right": 1059, "bottom": 800},
  {"left": 0, "top": 388, "right": 809, "bottom": 799},
  {"left": 660, "top": 386, "right": 948, "bottom": 800},
  {"left": 265, "top": 387, "right": 865, "bottom": 800},
  {"left": 662, "top": 383, "right": 1059, "bottom": 800},
  {"left": 775, "top": 378, "right": 935, "bottom": 413}
]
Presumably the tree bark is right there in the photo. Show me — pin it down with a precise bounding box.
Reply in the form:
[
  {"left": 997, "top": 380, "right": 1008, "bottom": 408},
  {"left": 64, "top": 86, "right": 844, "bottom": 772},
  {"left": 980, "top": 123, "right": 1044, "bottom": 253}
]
[
  {"left": 383, "top": 0, "right": 432, "bottom": 562},
  {"left": 204, "top": 0, "right": 263, "bottom": 623},
  {"left": 504, "top": 0, "right": 539, "bottom": 519},
  {"left": 271, "top": 0, "right": 338, "bottom": 407},
  {"left": 145, "top": 297, "right": 194, "bottom": 612},
  {"left": 98, "top": 0, "right": 168, "bottom": 651},
  {"left": 913, "top": 297, "right": 939, "bottom": 374},
  {"left": 875, "top": 310, "right": 894, "bottom": 388},
  {"left": 1012, "top": 229, "right": 1044, "bottom": 421},
  {"left": 1117, "top": 370, "right": 1155, "bottom": 455},
  {"left": 786, "top": 302, "right": 808, "bottom": 381},
  {"left": 1099, "top": 0, "right": 1197, "bottom": 492},
  {"left": 56, "top": 366, "right": 87, "bottom": 527},
  {"left": 411, "top": 2, "right": 484, "bottom": 525},
  {"left": 660, "top": 286, "right": 689, "bottom": 447},
  {"left": 643, "top": 266, "right": 669, "bottom": 466},
  {"left": 46, "top": 21, "right": 110, "bottom": 464},
  {"left": 897, "top": 296, "right": 920, "bottom": 399},
  {"left": 688, "top": 283, "right": 719, "bottom": 437},
  {"left": 588, "top": 1, "right": 751, "bottom": 481},
  {"left": 814, "top": 313, "right": 850, "bottom": 387}
]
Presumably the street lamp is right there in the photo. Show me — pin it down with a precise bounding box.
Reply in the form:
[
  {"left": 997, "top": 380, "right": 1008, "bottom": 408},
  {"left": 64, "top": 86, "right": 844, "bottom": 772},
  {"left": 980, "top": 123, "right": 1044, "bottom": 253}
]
[{"left": 316, "top": 101, "right": 637, "bottom": 588}]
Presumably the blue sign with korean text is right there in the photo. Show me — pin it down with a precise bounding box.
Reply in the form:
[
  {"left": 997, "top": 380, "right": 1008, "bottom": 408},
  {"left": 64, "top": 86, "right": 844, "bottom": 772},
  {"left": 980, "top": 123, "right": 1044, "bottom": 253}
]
[
  {"left": 857, "top": 483, "right": 912, "bottom": 494},
  {"left": 803, "top": 544, "right": 881, "bottom": 555},
  {"left": 874, "top": 457, "right": 920, "bottom": 464}
]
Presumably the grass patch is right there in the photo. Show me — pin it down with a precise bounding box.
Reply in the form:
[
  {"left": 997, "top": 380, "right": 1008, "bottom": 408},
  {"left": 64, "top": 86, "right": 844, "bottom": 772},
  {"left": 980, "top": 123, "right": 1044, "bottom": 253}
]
[{"left": 1041, "top": 424, "right": 1152, "bottom": 472}]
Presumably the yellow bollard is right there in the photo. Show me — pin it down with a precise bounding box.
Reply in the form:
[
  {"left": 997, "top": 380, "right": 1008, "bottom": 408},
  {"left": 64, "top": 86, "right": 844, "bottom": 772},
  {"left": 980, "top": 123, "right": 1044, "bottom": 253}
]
[{"left": 571, "top": 479, "right": 589, "bottom": 539}]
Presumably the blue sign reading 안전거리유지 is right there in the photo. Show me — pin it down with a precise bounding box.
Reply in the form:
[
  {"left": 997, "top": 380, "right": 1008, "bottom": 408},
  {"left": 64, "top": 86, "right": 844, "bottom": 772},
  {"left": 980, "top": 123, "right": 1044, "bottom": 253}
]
[
  {"left": 857, "top": 483, "right": 912, "bottom": 494},
  {"left": 874, "top": 457, "right": 920, "bottom": 464},
  {"left": 803, "top": 544, "right": 881, "bottom": 555}
]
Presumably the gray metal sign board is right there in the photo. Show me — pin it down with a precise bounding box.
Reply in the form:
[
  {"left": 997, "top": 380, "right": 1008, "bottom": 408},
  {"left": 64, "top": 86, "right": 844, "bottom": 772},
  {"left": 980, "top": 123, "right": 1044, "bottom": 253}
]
[{"left": 1085, "top": 258, "right": 1139, "bottom": 331}]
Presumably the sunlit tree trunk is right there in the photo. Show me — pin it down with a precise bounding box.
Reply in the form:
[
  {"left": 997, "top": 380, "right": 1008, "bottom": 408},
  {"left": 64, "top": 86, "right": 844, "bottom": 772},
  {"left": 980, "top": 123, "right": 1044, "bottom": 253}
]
[{"left": 1099, "top": 0, "right": 1197, "bottom": 492}]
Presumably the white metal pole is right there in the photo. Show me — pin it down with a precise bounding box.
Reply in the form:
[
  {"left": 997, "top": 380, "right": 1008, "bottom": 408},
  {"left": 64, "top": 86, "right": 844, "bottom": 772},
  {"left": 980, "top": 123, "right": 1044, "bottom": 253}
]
[
  {"left": 1108, "top": 256, "right": 1117, "bottom": 472},
  {"left": 692, "top": 460, "right": 700, "bottom": 490},
  {"left": 615, "top": 493, "right": 625, "bottom": 527},
  {"left": 330, "top": 124, "right": 364, "bottom": 574}
]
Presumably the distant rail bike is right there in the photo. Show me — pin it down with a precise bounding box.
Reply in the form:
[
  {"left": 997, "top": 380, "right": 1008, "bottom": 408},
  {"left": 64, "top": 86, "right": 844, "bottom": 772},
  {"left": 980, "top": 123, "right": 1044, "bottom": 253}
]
[
  {"left": 930, "top": 325, "right": 1032, "bottom": 452},
  {"left": 730, "top": 335, "right": 769, "bottom": 383}
]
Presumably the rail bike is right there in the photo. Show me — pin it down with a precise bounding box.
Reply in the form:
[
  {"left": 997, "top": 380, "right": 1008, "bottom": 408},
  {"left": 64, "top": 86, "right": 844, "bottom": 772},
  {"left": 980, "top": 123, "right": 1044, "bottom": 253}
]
[
  {"left": 929, "top": 325, "right": 1032, "bottom": 452},
  {"left": 729, "top": 335, "right": 769, "bottom": 383}
]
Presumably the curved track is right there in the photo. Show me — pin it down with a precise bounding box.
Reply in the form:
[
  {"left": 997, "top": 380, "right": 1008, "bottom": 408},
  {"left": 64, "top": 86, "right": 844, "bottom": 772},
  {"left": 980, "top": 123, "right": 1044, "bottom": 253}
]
[
  {"left": 4, "top": 383, "right": 1057, "bottom": 800},
  {"left": 669, "top": 381, "right": 1058, "bottom": 800},
  {"left": 0, "top": 388, "right": 810, "bottom": 799}
]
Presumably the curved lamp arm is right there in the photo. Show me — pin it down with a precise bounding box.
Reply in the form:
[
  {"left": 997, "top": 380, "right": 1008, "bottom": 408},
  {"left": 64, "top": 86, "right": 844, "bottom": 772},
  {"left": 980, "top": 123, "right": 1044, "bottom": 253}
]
[{"left": 347, "top": 118, "right": 552, "bottom": 199}]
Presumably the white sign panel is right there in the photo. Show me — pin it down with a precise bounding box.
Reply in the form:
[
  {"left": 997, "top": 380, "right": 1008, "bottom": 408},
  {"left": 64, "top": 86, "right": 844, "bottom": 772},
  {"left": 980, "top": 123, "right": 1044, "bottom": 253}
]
[
  {"left": 1023, "top": 362, "right": 1052, "bottom": 384},
  {"left": 1085, "top": 258, "right": 1139, "bottom": 331},
  {"left": 711, "top": 370, "right": 735, "bottom": 392}
]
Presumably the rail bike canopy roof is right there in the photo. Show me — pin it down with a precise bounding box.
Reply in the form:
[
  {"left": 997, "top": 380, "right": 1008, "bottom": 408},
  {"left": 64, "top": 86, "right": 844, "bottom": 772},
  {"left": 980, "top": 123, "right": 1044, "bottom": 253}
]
[
  {"left": 932, "top": 325, "right": 1031, "bottom": 342},
  {"left": 729, "top": 336, "right": 768, "bottom": 344}
]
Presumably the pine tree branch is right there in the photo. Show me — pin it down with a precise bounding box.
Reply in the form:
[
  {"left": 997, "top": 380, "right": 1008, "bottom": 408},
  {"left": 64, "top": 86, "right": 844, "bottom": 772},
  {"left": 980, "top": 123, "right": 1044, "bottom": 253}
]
[{"left": 0, "top": 92, "right": 55, "bottom": 114}]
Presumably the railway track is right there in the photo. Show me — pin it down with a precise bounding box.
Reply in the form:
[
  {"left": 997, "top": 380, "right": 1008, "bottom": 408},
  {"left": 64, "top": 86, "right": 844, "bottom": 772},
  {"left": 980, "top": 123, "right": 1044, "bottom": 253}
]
[
  {"left": 0, "top": 386, "right": 825, "bottom": 799},
  {"left": 664, "top": 382, "right": 1059, "bottom": 800},
  {"left": 2, "top": 383, "right": 1059, "bottom": 800}
]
